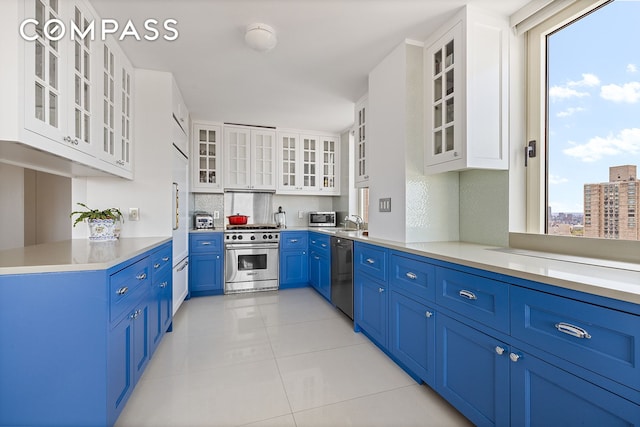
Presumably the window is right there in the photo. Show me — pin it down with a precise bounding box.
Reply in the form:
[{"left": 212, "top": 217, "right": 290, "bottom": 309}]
[
  {"left": 526, "top": 0, "right": 640, "bottom": 246},
  {"left": 357, "top": 187, "right": 369, "bottom": 225}
]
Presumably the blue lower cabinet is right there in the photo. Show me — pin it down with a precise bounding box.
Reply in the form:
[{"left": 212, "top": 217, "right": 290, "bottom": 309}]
[
  {"left": 280, "top": 231, "right": 309, "bottom": 287},
  {"left": 389, "top": 290, "right": 436, "bottom": 385},
  {"left": 354, "top": 272, "right": 388, "bottom": 348},
  {"left": 510, "top": 348, "right": 640, "bottom": 426},
  {"left": 150, "top": 269, "right": 172, "bottom": 356},
  {"left": 309, "top": 251, "right": 331, "bottom": 300},
  {"left": 436, "top": 314, "right": 510, "bottom": 427},
  {"left": 189, "top": 232, "right": 224, "bottom": 297}
]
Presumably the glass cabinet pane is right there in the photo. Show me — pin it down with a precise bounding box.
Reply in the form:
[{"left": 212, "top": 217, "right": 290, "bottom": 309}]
[
  {"left": 445, "top": 98, "right": 454, "bottom": 124},
  {"left": 445, "top": 126, "right": 454, "bottom": 152},
  {"left": 446, "top": 70, "right": 454, "bottom": 95},
  {"left": 434, "top": 49, "right": 442, "bottom": 75},
  {"left": 445, "top": 40, "right": 454, "bottom": 67},
  {"left": 434, "top": 77, "right": 442, "bottom": 102},
  {"left": 434, "top": 130, "right": 442, "bottom": 155},
  {"left": 434, "top": 103, "right": 442, "bottom": 128}
]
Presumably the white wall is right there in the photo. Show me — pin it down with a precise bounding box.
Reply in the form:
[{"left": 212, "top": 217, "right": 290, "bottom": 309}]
[
  {"left": 459, "top": 170, "right": 508, "bottom": 246},
  {"left": 74, "top": 70, "right": 174, "bottom": 239},
  {"left": 0, "top": 163, "right": 24, "bottom": 249}
]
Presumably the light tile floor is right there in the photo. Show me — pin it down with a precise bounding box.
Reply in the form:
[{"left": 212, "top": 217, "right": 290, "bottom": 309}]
[{"left": 115, "top": 287, "right": 472, "bottom": 427}]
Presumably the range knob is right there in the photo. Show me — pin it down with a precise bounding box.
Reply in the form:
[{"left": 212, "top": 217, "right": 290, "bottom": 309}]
[
  {"left": 263, "top": 234, "right": 267, "bottom": 240},
  {"left": 232, "top": 235, "right": 237, "bottom": 240},
  {"left": 268, "top": 234, "right": 273, "bottom": 239},
  {"left": 238, "top": 235, "right": 243, "bottom": 240},
  {"left": 250, "top": 235, "right": 256, "bottom": 240}
]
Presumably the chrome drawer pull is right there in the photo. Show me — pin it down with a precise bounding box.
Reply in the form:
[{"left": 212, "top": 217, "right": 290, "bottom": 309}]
[
  {"left": 406, "top": 272, "right": 417, "bottom": 280},
  {"left": 366, "top": 258, "right": 375, "bottom": 264},
  {"left": 116, "top": 286, "right": 128, "bottom": 295},
  {"left": 160, "top": 282, "right": 168, "bottom": 288},
  {"left": 459, "top": 290, "right": 477, "bottom": 300},
  {"left": 509, "top": 353, "right": 522, "bottom": 362},
  {"left": 154, "top": 263, "right": 161, "bottom": 269},
  {"left": 290, "top": 239, "right": 298, "bottom": 243},
  {"left": 321, "top": 243, "right": 327, "bottom": 248},
  {"left": 201, "top": 241, "right": 212, "bottom": 245},
  {"left": 425, "top": 311, "right": 433, "bottom": 318},
  {"left": 311, "top": 240, "right": 316, "bottom": 244},
  {"left": 162, "top": 257, "right": 169, "bottom": 262},
  {"left": 136, "top": 273, "right": 147, "bottom": 280},
  {"left": 555, "top": 322, "right": 592, "bottom": 339},
  {"left": 314, "top": 255, "right": 320, "bottom": 260},
  {"left": 378, "top": 287, "right": 385, "bottom": 293},
  {"left": 495, "top": 346, "right": 505, "bottom": 355}
]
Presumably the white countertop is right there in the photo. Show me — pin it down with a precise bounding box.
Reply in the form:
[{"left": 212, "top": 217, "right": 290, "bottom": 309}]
[
  {"left": 0, "top": 237, "right": 171, "bottom": 275},
  {"left": 310, "top": 228, "right": 640, "bottom": 306}
]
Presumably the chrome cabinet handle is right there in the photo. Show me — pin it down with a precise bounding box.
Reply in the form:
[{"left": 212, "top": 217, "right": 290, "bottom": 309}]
[
  {"left": 160, "top": 281, "right": 168, "bottom": 288},
  {"left": 425, "top": 311, "right": 433, "bottom": 318},
  {"left": 136, "top": 273, "right": 147, "bottom": 280},
  {"left": 378, "top": 287, "right": 385, "bottom": 293},
  {"left": 509, "top": 353, "right": 522, "bottom": 362},
  {"left": 314, "top": 255, "right": 320, "bottom": 260},
  {"left": 458, "top": 290, "right": 477, "bottom": 300},
  {"left": 154, "top": 263, "right": 161, "bottom": 269},
  {"left": 406, "top": 272, "right": 417, "bottom": 280},
  {"left": 290, "top": 239, "right": 298, "bottom": 243},
  {"left": 495, "top": 346, "right": 505, "bottom": 356},
  {"left": 321, "top": 243, "right": 327, "bottom": 248},
  {"left": 366, "top": 258, "right": 375, "bottom": 264},
  {"left": 162, "top": 257, "right": 169, "bottom": 262},
  {"left": 130, "top": 309, "right": 141, "bottom": 320},
  {"left": 201, "top": 241, "right": 212, "bottom": 245},
  {"left": 116, "top": 286, "right": 128, "bottom": 295},
  {"left": 555, "top": 322, "right": 592, "bottom": 339}
]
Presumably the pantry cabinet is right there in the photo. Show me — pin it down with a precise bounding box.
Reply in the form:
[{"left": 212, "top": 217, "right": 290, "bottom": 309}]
[
  {"left": 354, "top": 96, "right": 369, "bottom": 187},
  {"left": 276, "top": 131, "right": 340, "bottom": 195},
  {"left": 192, "top": 123, "right": 223, "bottom": 192},
  {"left": 224, "top": 125, "right": 277, "bottom": 191},
  {"left": 424, "top": 6, "right": 508, "bottom": 174}
]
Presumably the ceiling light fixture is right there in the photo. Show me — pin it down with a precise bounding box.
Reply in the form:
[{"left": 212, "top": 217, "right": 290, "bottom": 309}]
[{"left": 244, "top": 23, "right": 277, "bottom": 52}]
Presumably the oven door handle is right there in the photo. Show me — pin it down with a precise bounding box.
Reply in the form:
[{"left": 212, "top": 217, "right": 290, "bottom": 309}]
[{"left": 225, "top": 243, "right": 280, "bottom": 250}]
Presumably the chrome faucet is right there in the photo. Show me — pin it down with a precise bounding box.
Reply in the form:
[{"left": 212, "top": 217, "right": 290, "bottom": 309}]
[{"left": 344, "top": 215, "right": 364, "bottom": 230}]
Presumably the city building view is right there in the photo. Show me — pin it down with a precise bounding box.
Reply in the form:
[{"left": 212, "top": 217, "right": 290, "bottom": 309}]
[{"left": 549, "top": 165, "right": 639, "bottom": 240}]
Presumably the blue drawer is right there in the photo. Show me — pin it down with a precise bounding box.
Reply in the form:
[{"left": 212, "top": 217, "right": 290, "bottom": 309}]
[
  {"left": 309, "top": 232, "right": 330, "bottom": 256},
  {"left": 389, "top": 251, "right": 436, "bottom": 303},
  {"left": 109, "top": 257, "right": 150, "bottom": 323},
  {"left": 511, "top": 286, "right": 640, "bottom": 391},
  {"left": 190, "top": 232, "right": 223, "bottom": 254},
  {"left": 354, "top": 242, "right": 388, "bottom": 282},
  {"left": 435, "top": 266, "right": 510, "bottom": 334},
  {"left": 280, "top": 231, "right": 308, "bottom": 250},
  {"left": 150, "top": 243, "right": 172, "bottom": 281}
]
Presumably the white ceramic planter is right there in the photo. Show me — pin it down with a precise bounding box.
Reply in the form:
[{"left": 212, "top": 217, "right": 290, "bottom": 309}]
[{"left": 88, "top": 219, "right": 118, "bottom": 241}]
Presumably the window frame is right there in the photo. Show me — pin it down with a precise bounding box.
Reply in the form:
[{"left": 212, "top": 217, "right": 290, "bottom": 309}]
[{"left": 518, "top": 0, "right": 640, "bottom": 262}]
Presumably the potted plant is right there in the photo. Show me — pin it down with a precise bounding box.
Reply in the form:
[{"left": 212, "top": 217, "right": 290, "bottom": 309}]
[{"left": 70, "top": 203, "right": 124, "bottom": 241}]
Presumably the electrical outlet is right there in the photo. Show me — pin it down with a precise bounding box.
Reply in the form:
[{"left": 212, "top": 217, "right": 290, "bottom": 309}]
[
  {"left": 129, "top": 207, "right": 140, "bottom": 221},
  {"left": 298, "top": 210, "right": 304, "bottom": 219},
  {"left": 213, "top": 210, "right": 220, "bottom": 219},
  {"left": 379, "top": 198, "right": 391, "bottom": 212}
]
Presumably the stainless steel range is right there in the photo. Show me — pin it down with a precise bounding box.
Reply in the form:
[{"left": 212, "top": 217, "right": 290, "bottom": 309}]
[{"left": 224, "top": 224, "right": 280, "bottom": 294}]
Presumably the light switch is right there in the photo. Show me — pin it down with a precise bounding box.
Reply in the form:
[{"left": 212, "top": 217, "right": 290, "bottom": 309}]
[{"left": 379, "top": 198, "right": 391, "bottom": 212}]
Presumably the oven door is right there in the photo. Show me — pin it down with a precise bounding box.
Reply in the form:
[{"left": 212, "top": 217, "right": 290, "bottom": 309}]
[{"left": 224, "top": 242, "right": 279, "bottom": 291}]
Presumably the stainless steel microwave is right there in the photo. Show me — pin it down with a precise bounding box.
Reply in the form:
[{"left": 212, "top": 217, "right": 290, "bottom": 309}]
[{"left": 308, "top": 211, "right": 336, "bottom": 227}]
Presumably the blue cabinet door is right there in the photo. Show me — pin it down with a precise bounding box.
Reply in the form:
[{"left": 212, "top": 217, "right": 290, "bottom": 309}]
[
  {"left": 189, "top": 253, "right": 223, "bottom": 294},
  {"left": 108, "top": 315, "right": 134, "bottom": 419},
  {"left": 309, "top": 251, "right": 330, "bottom": 300},
  {"left": 510, "top": 348, "right": 640, "bottom": 426},
  {"left": 436, "top": 314, "right": 510, "bottom": 427},
  {"left": 389, "top": 291, "right": 436, "bottom": 385},
  {"left": 132, "top": 302, "right": 150, "bottom": 383},
  {"left": 280, "top": 250, "right": 308, "bottom": 285},
  {"left": 149, "top": 270, "right": 172, "bottom": 356},
  {"left": 354, "top": 273, "right": 388, "bottom": 348}
]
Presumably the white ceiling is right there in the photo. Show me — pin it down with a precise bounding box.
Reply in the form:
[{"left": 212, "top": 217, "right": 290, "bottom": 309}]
[{"left": 90, "top": 0, "right": 529, "bottom": 134}]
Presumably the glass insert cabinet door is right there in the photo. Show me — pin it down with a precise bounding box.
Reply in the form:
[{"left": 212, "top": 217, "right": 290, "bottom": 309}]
[
  {"left": 193, "top": 124, "right": 222, "bottom": 191},
  {"left": 320, "top": 136, "right": 338, "bottom": 192}
]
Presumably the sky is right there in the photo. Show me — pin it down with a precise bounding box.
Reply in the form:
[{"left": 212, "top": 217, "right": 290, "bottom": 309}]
[{"left": 547, "top": 0, "right": 640, "bottom": 214}]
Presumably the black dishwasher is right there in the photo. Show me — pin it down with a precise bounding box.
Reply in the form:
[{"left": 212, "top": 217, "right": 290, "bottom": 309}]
[{"left": 330, "top": 236, "right": 353, "bottom": 320}]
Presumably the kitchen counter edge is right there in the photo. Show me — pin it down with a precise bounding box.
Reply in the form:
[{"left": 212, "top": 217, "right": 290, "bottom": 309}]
[{"left": 0, "top": 237, "right": 172, "bottom": 275}]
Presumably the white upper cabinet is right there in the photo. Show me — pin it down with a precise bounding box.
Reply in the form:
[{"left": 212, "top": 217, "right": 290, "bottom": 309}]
[
  {"left": 424, "top": 6, "right": 508, "bottom": 174},
  {"left": 24, "top": 0, "right": 95, "bottom": 155},
  {"left": 192, "top": 122, "right": 223, "bottom": 193},
  {"left": 171, "top": 77, "right": 189, "bottom": 155},
  {"left": 276, "top": 130, "right": 340, "bottom": 196},
  {"left": 224, "top": 126, "right": 276, "bottom": 191},
  {"left": 318, "top": 135, "right": 339, "bottom": 195},
  {"left": 0, "top": 0, "right": 134, "bottom": 178},
  {"left": 354, "top": 95, "right": 369, "bottom": 187},
  {"left": 96, "top": 39, "right": 133, "bottom": 172}
]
